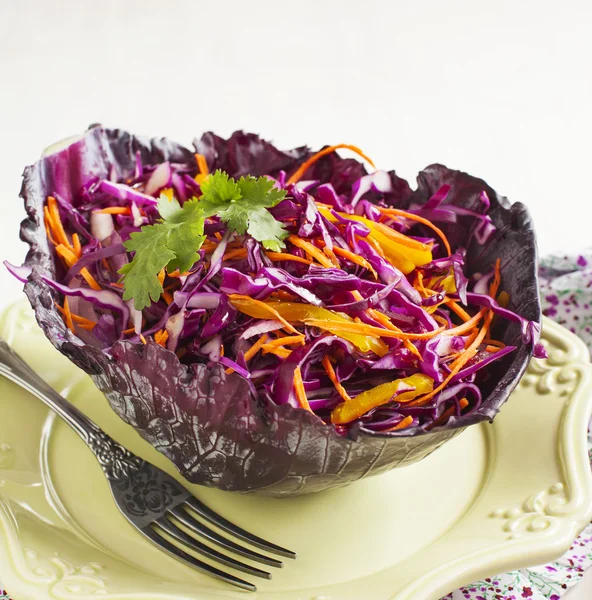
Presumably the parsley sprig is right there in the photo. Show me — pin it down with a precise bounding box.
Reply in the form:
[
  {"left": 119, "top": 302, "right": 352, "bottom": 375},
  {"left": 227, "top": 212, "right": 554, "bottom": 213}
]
[{"left": 119, "top": 171, "right": 288, "bottom": 310}]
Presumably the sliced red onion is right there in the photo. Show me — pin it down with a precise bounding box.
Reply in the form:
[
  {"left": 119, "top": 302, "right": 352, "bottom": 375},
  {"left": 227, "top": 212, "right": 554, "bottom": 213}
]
[
  {"left": 90, "top": 212, "right": 114, "bottom": 242},
  {"left": 165, "top": 311, "right": 185, "bottom": 352},
  {"left": 240, "top": 320, "right": 284, "bottom": 340},
  {"left": 98, "top": 180, "right": 158, "bottom": 206},
  {"left": 144, "top": 162, "right": 172, "bottom": 196},
  {"left": 126, "top": 300, "right": 142, "bottom": 334},
  {"left": 130, "top": 202, "right": 145, "bottom": 227}
]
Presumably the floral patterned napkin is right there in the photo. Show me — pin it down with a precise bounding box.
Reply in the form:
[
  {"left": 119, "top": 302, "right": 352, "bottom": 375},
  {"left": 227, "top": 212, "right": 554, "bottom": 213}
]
[
  {"left": 444, "top": 252, "right": 592, "bottom": 600},
  {"left": 1, "top": 254, "right": 592, "bottom": 600}
]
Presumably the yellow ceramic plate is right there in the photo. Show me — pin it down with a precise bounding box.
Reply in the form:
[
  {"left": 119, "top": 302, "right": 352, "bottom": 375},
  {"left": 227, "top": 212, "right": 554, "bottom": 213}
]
[{"left": 1, "top": 301, "right": 592, "bottom": 600}]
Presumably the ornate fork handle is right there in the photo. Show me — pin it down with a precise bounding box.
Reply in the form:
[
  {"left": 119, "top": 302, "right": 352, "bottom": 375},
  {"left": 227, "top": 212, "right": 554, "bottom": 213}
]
[{"left": 0, "top": 339, "right": 143, "bottom": 480}]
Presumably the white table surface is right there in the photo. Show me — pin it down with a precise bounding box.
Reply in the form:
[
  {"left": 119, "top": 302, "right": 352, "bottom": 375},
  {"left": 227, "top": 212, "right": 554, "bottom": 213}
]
[{"left": 1, "top": 0, "right": 591, "bottom": 597}]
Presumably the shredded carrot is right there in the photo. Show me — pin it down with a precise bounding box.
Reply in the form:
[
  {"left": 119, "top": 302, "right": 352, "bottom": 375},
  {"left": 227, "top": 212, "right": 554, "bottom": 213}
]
[
  {"left": 168, "top": 269, "right": 192, "bottom": 278},
  {"left": 305, "top": 318, "right": 445, "bottom": 340},
  {"left": 427, "top": 398, "right": 470, "bottom": 429},
  {"left": 157, "top": 269, "right": 166, "bottom": 286},
  {"left": 176, "top": 348, "right": 187, "bottom": 360},
  {"left": 154, "top": 329, "right": 169, "bottom": 347},
  {"left": 365, "top": 306, "right": 423, "bottom": 360},
  {"left": 162, "top": 291, "right": 173, "bottom": 305},
  {"left": 383, "top": 415, "right": 415, "bottom": 432},
  {"left": 293, "top": 366, "right": 313, "bottom": 412},
  {"left": 244, "top": 334, "right": 270, "bottom": 361},
  {"left": 55, "top": 244, "right": 102, "bottom": 291},
  {"left": 407, "top": 311, "right": 493, "bottom": 407},
  {"left": 122, "top": 327, "right": 136, "bottom": 335},
  {"left": 93, "top": 207, "right": 132, "bottom": 215},
  {"left": 61, "top": 297, "right": 75, "bottom": 333},
  {"left": 214, "top": 232, "right": 223, "bottom": 242},
  {"left": 483, "top": 338, "right": 505, "bottom": 349},
  {"left": 55, "top": 303, "right": 97, "bottom": 327},
  {"left": 44, "top": 206, "right": 56, "bottom": 232},
  {"left": 287, "top": 235, "right": 334, "bottom": 268},
  {"left": 489, "top": 258, "right": 502, "bottom": 297},
  {"left": 432, "top": 313, "right": 451, "bottom": 327},
  {"left": 110, "top": 282, "right": 124, "bottom": 289},
  {"left": 47, "top": 197, "right": 74, "bottom": 251},
  {"left": 322, "top": 356, "right": 352, "bottom": 403},
  {"left": 379, "top": 207, "right": 452, "bottom": 256},
  {"left": 443, "top": 307, "right": 487, "bottom": 337},
  {"left": 287, "top": 144, "right": 376, "bottom": 185},
  {"left": 272, "top": 290, "right": 298, "bottom": 301},
  {"left": 264, "top": 346, "right": 292, "bottom": 359},
  {"left": 139, "top": 334, "right": 147, "bottom": 345},
  {"left": 72, "top": 233, "right": 82, "bottom": 258},
  {"left": 44, "top": 220, "right": 57, "bottom": 246},
  {"left": 445, "top": 299, "right": 473, "bottom": 322},
  {"left": 195, "top": 153, "right": 209, "bottom": 176},
  {"left": 223, "top": 248, "right": 248, "bottom": 261},
  {"left": 320, "top": 244, "right": 378, "bottom": 278},
  {"left": 261, "top": 335, "right": 305, "bottom": 349},
  {"left": 266, "top": 252, "right": 314, "bottom": 266},
  {"left": 101, "top": 258, "right": 111, "bottom": 272},
  {"left": 486, "top": 345, "right": 500, "bottom": 353},
  {"left": 228, "top": 294, "right": 300, "bottom": 334},
  {"left": 322, "top": 246, "right": 341, "bottom": 268}
]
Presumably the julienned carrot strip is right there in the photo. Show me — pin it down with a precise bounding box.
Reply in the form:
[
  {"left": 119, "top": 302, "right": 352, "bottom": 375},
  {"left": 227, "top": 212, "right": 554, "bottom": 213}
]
[
  {"left": 154, "top": 329, "right": 169, "bottom": 347},
  {"left": 55, "top": 244, "right": 102, "bottom": 291},
  {"left": 223, "top": 248, "right": 248, "bottom": 261},
  {"left": 304, "top": 318, "right": 446, "bottom": 340},
  {"left": 55, "top": 303, "right": 97, "bottom": 327},
  {"left": 322, "top": 246, "right": 341, "bottom": 268},
  {"left": 427, "top": 398, "right": 470, "bottom": 429},
  {"left": 271, "top": 290, "right": 298, "bottom": 301},
  {"left": 383, "top": 415, "right": 414, "bottom": 432},
  {"left": 293, "top": 366, "right": 313, "bottom": 412},
  {"left": 287, "top": 144, "right": 376, "bottom": 185},
  {"left": 407, "top": 311, "right": 493, "bottom": 407},
  {"left": 266, "top": 252, "right": 314, "bottom": 266},
  {"left": 380, "top": 207, "right": 452, "bottom": 256},
  {"left": 322, "top": 356, "right": 352, "bottom": 403},
  {"left": 483, "top": 338, "right": 506, "bottom": 348},
  {"left": 264, "top": 347, "right": 292, "bottom": 359},
  {"left": 261, "top": 335, "right": 305, "bottom": 349},
  {"left": 162, "top": 291, "right": 173, "bottom": 305},
  {"left": 44, "top": 221, "right": 57, "bottom": 246},
  {"left": 320, "top": 244, "right": 378, "bottom": 278},
  {"left": 72, "top": 233, "right": 82, "bottom": 258},
  {"left": 157, "top": 269, "right": 166, "bottom": 286},
  {"left": 62, "top": 297, "right": 75, "bottom": 333},
  {"left": 486, "top": 345, "right": 500, "bottom": 353},
  {"left": 244, "top": 334, "right": 270, "bottom": 361},
  {"left": 365, "top": 306, "right": 423, "bottom": 360},
  {"left": 93, "top": 207, "right": 132, "bottom": 215},
  {"left": 122, "top": 327, "right": 136, "bottom": 335},
  {"left": 110, "top": 282, "right": 124, "bottom": 289},
  {"left": 47, "top": 197, "right": 73, "bottom": 251},
  {"left": 287, "top": 235, "right": 334, "bottom": 268},
  {"left": 443, "top": 308, "right": 487, "bottom": 337},
  {"left": 445, "top": 300, "right": 472, "bottom": 322},
  {"left": 489, "top": 258, "right": 501, "bottom": 297},
  {"left": 195, "top": 153, "right": 209, "bottom": 176}
]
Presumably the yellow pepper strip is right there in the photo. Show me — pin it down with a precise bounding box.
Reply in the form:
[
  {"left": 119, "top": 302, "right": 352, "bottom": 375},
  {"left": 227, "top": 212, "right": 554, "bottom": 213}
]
[
  {"left": 227, "top": 295, "right": 300, "bottom": 335},
  {"left": 379, "top": 206, "right": 452, "bottom": 256},
  {"left": 304, "top": 318, "right": 445, "bottom": 341},
  {"left": 331, "top": 373, "right": 433, "bottom": 424},
  {"left": 316, "top": 206, "right": 432, "bottom": 273},
  {"left": 161, "top": 187, "right": 174, "bottom": 201},
  {"left": 228, "top": 297, "right": 389, "bottom": 356}
]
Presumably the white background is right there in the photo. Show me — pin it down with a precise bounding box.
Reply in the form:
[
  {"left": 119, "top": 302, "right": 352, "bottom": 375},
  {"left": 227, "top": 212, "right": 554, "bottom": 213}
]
[{"left": 1, "top": 0, "right": 591, "bottom": 597}]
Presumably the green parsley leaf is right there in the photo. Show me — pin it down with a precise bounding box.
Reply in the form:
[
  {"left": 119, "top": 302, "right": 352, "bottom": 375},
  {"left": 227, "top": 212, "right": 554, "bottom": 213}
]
[{"left": 118, "top": 197, "right": 205, "bottom": 310}]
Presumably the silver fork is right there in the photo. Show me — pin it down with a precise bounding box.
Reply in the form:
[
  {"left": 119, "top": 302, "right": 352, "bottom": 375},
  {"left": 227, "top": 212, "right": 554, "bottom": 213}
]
[{"left": 0, "top": 339, "right": 295, "bottom": 592}]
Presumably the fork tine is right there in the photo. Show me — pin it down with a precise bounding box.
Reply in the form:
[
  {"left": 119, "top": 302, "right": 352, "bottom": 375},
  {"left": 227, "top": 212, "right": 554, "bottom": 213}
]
[
  {"left": 184, "top": 496, "right": 297, "bottom": 559},
  {"left": 141, "top": 526, "right": 257, "bottom": 592},
  {"left": 156, "top": 517, "right": 272, "bottom": 580},
  {"left": 169, "top": 506, "right": 283, "bottom": 568}
]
